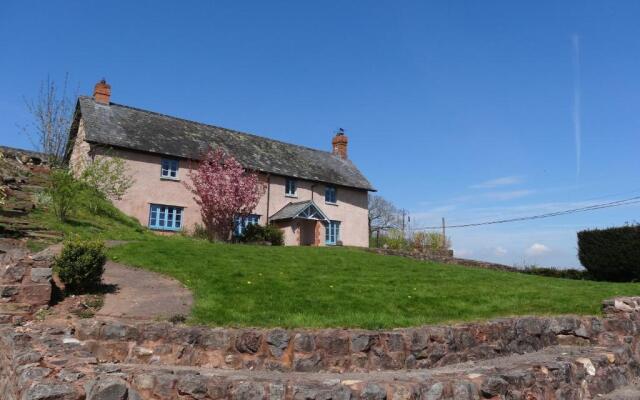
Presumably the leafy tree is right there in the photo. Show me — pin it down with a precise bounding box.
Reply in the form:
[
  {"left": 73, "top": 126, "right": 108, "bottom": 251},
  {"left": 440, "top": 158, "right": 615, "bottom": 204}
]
[
  {"left": 78, "top": 155, "right": 134, "bottom": 201},
  {"left": 22, "top": 75, "right": 76, "bottom": 166},
  {"left": 186, "top": 148, "right": 264, "bottom": 241}
]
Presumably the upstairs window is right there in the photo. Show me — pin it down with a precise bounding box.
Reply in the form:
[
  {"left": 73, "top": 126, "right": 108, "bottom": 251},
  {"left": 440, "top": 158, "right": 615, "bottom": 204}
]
[
  {"left": 325, "top": 220, "right": 341, "bottom": 245},
  {"left": 325, "top": 186, "right": 337, "bottom": 204},
  {"left": 285, "top": 178, "right": 297, "bottom": 196},
  {"left": 234, "top": 214, "right": 260, "bottom": 236},
  {"left": 161, "top": 158, "right": 179, "bottom": 179},
  {"left": 149, "top": 204, "right": 183, "bottom": 231}
]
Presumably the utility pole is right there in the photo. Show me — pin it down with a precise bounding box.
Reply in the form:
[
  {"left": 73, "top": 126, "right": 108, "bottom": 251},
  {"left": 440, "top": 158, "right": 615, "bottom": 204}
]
[
  {"left": 401, "top": 209, "right": 406, "bottom": 237},
  {"left": 441, "top": 217, "right": 446, "bottom": 248}
]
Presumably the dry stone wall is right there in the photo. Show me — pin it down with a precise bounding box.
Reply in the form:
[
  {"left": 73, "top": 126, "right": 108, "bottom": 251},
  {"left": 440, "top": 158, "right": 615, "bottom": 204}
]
[
  {"left": 74, "top": 314, "right": 603, "bottom": 373},
  {"left": 0, "top": 246, "right": 52, "bottom": 325},
  {"left": 2, "top": 297, "right": 640, "bottom": 399}
]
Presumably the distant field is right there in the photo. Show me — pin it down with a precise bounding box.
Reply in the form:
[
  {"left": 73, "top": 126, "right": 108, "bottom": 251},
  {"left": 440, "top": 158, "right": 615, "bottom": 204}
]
[{"left": 108, "top": 236, "right": 640, "bottom": 329}]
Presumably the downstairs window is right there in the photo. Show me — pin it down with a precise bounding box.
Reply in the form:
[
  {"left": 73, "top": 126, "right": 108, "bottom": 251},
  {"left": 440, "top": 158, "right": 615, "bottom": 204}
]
[{"left": 149, "top": 204, "right": 183, "bottom": 231}]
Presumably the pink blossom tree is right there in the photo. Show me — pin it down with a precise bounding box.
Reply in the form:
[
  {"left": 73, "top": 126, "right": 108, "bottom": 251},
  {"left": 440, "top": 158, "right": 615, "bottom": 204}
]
[{"left": 186, "top": 148, "right": 264, "bottom": 241}]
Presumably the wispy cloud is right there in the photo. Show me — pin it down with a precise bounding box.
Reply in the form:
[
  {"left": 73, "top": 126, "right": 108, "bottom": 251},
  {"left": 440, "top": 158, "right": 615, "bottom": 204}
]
[
  {"left": 485, "top": 189, "right": 536, "bottom": 201},
  {"left": 572, "top": 34, "right": 582, "bottom": 177},
  {"left": 470, "top": 176, "right": 522, "bottom": 189}
]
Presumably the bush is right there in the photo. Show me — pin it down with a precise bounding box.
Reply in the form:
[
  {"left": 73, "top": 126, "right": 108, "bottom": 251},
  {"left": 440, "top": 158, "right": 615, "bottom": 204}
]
[
  {"left": 411, "top": 231, "right": 451, "bottom": 252},
  {"left": 521, "top": 266, "right": 589, "bottom": 280},
  {"left": 46, "top": 168, "right": 84, "bottom": 221},
  {"left": 239, "top": 223, "right": 284, "bottom": 246},
  {"left": 54, "top": 238, "right": 107, "bottom": 293},
  {"left": 578, "top": 224, "right": 640, "bottom": 282}
]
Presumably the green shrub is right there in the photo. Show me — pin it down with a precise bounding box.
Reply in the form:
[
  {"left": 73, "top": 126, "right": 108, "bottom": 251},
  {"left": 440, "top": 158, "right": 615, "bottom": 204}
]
[
  {"left": 578, "top": 224, "right": 640, "bottom": 282},
  {"left": 239, "top": 223, "right": 284, "bottom": 246},
  {"left": 522, "top": 266, "right": 589, "bottom": 280},
  {"left": 54, "top": 238, "right": 107, "bottom": 293},
  {"left": 46, "top": 169, "right": 84, "bottom": 221}
]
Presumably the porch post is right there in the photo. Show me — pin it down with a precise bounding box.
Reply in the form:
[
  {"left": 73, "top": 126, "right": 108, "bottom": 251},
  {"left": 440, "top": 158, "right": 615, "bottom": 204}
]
[{"left": 315, "top": 220, "right": 322, "bottom": 246}]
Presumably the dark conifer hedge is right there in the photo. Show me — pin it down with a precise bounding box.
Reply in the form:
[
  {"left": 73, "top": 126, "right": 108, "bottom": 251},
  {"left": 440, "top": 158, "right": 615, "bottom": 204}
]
[{"left": 578, "top": 225, "right": 640, "bottom": 281}]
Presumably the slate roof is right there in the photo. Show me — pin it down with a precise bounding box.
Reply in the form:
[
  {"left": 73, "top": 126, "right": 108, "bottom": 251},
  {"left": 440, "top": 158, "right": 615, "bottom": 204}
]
[
  {"left": 269, "top": 201, "right": 329, "bottom": 222},
  {"left": 73, "top": 96, "right": 374, "bottom": 191}
]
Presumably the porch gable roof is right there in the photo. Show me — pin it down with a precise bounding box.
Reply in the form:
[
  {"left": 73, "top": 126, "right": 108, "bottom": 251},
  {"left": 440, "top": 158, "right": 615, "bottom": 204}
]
[{"left": 269, "top": 200, "right": 329, "bottom": 222}]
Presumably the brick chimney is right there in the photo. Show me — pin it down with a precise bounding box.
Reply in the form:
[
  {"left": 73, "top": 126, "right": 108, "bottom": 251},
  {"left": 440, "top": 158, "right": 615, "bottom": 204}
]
[
  {"left": 332, "top": 128, "right": 348, "bottom": 159},
  {"left": 93, "top": 79, "right": 111, "bottom": 105}
]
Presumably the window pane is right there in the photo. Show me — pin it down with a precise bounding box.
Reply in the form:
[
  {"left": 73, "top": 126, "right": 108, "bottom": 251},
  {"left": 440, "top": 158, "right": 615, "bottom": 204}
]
[
  {"left": 159, "top": 207, "right": 165, "bottom": 226},
  {"left": 167, "top": 208, "right": 174, "bottom": 228}
]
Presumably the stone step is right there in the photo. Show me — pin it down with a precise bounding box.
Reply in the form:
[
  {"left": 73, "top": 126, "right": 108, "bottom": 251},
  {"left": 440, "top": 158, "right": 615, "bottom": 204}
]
[{"left": 89, "top": 345, "right": 633, "bottom": 399}]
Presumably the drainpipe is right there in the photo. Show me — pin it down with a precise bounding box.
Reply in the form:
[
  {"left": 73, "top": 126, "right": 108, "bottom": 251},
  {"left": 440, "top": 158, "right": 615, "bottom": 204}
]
[
  {"left": 266, "top": 174, "right": 271, "bottom": 223},
  {"left": 311, "top": 183, "right": 316, "bottom": 202}
]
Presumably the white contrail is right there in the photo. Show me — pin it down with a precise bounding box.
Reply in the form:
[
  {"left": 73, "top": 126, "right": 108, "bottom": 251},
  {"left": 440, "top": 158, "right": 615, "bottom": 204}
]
[{"left": 572, "top": 34, "right": 581, "bottom": 177}]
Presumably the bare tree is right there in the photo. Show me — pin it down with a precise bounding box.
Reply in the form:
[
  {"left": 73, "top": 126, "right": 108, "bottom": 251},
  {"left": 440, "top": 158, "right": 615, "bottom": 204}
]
[
  {"left": 368, "top": 194, "right": 401, "bottom": 237},
  {"left": 22, "top": 75, "right": 75, "bottom": 166}
]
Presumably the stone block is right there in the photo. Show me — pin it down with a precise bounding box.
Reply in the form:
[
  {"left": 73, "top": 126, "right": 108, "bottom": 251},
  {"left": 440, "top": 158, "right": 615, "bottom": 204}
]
[
  {"left": 19, "top": 283, "right": 51, "bottom": 306},
  {"left": 0, "top": 302, "right": 31, "bottom": 315},
  {"left": 266, "top": 328, "right": 290, "bottom": 357},
  {"left": 23, "top": 383, "right": 80, "bottom": 400},
  {"left": 235, "top": 331, "right": 262, "bottom": 354},
  {"left": 0, "top": 263, "right": 26, "bottom": 283},
  {"left": 0, "top": 284, "right": 20, "bottom": 298},
  {"left": 86, "top": 377, "right": 129, "bottom": 400},
  {"left": 30, "top": 268, "right": 52, "bottom": 283}
]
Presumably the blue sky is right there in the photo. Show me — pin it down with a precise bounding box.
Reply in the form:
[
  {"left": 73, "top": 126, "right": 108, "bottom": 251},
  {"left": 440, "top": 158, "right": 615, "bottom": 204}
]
[{"left": 1, "top": 1, "right": 638, "bottom": 267}]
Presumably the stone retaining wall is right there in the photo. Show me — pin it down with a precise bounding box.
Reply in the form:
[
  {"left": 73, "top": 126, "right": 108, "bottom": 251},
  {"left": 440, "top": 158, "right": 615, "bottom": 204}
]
[
  {"left": 74, "top": 315, "right": 602, "bottom": 374},
  {"left": 72, "top": 297, "right": 640, "bottom": 375},
  {"left": 0, "top": 247, "right": 52, "bottom": 325},
  {"left": 2, "top": 297, "right": 640, "bottom": 399}
]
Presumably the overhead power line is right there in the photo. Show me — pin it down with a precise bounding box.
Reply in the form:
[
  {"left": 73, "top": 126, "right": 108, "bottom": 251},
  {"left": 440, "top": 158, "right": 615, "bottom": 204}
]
[{"left": 411, "top": 195, "right": 640, "bottom": 231}]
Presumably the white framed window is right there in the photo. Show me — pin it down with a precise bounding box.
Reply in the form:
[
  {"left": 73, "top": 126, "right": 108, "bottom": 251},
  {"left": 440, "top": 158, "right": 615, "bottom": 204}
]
[
  {"left": 161, "top": 158, "right": 179, "bottom": 179},
  {"left": 285, "top": 178, "right": 297, "bottom": 196}
]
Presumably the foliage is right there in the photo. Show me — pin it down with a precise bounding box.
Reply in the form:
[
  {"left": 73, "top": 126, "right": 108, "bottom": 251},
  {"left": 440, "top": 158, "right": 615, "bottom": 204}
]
[
  {"left": 78, "top": 155, "right": 134, "bottom": 201},
  {"left": 54, "top": 237, "right": 107, "bottom": 293},
  {"left": 21, "top": 75, "right": 75, "bottom": 166},
  {"left": 411, "top": 231, "right": 451, "bottom": 251},
  {"left": 46, "top": 168, "right": 85, "bottom": 221},
  {"left": 238, "top": 223, "right": 284, "bottom": 246},
  {"left": 109, "top": 235, "right": 640, "bottom": 328},
  {"left": 521, "top": 266, "right": 589, "bottom": 280},
  {"left": 189, "top": 223, "right": 209, "bottom": 240},
  {"left": 368, "top": 194, "right": 401, "bottom": 237},
  {"left": 33, "top": 190, "right": 52, "bottom": 209},
  {"left": 578, "top": 224, "right": 640, "bottom": 282},
  {"left": 371, "top": 228, "right": 410, "bottom": 249},
  {"left": 186, "top": 148, "right": 264, "bottom": 241}
]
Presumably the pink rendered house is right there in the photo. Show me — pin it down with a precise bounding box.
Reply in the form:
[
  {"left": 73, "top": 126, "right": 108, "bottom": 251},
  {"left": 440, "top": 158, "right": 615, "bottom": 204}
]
[{"left": 67, "top": 80, "right": 375, "bottom": 246}]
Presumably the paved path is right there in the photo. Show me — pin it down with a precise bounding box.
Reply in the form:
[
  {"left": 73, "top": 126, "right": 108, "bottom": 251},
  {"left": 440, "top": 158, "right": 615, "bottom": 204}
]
[
  {"left": 96, "top": 260, "right": 193, "bottom": 320},
  {"left": 40, "top": 242, "right": 193, "bottom": 321}
]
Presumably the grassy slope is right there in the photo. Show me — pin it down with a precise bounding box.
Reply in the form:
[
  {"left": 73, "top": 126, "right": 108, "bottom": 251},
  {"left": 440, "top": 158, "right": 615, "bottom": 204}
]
[{"left": 109, "top": 236, "right": 640, "bottom": 329}]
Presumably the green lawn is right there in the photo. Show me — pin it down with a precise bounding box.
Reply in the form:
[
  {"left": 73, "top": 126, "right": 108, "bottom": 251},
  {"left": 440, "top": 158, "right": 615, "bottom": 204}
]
[{"left": 108, "top": 236, "right": 640, "bottom": 329}]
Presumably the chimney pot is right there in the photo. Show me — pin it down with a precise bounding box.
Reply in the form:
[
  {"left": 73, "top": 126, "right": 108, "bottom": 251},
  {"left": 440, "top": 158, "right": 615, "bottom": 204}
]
[
  {"left": 93, "top": 79, "right": 111, "bottom": 104},
  {"left": 332, "top": 129, "right": 348, "bottom": 159}
]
